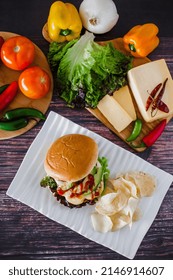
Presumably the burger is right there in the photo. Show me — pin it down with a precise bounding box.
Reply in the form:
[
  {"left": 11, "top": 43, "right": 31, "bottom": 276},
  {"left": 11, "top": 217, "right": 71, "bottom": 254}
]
[{"left": 40, "top": 134, "right": 109, "bottom": 208}]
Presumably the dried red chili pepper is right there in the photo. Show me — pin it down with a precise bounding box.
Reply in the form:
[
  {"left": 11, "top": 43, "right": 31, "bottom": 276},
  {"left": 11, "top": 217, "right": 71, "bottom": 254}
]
[
  {"left": 0, "top": 81, "right": 18, "bottom": 111},
  {"left": 146, "top": 82, "right": 162, "bottom": 111},
  {"left": 151, "top": 78, "right": 169, "bottom": 116},
  {"left": 157, "top": 100, "right": 169, "bottom": 113},
  {"left": 131, "top": 119, "right": 167, "bottom": 148}
]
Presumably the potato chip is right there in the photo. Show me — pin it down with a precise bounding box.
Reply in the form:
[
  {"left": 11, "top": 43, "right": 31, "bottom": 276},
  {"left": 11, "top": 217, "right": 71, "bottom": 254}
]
[
  {"left": 95, "top": 190, "right": 128, "bottom": 216},
  {"left": 122, "top": 197, "right": 139, "bottom": 222},
  {"left": 133, "top": 207, "right": 142, "bottom": 222},
  {"left": 121, "top": 177, "right": 138, "bottom": 198},
  {"left": 91, "top": 170, "right": 156, "bottom": 234},
  {"left": 110, "top": 213, "right": 131, "bottom": 231},
  {"left": 110, "top": 177, "right": 131, "bottom": 198},
  {"left": 124, "top": 171, "right": 156, "bottom": 197},
  {"left": 91, "top": 212, "right": 113, "bottom": 233}
]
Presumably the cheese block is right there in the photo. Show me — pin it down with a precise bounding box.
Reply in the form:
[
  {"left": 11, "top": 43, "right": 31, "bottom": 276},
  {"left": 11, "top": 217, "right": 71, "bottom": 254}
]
[
  {"left": 128, "top": 59, "right": 173, "bottom": 122},
  {"left": 113, "top": 85, "right": 136, "bottom": 120},
  {"left": 97, "top": 95, "right": 134, "bottom": 132}
]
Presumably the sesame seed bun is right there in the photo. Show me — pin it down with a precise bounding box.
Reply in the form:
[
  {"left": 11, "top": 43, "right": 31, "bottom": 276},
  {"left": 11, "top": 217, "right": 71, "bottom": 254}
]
[{"left": 44, "top": 134, "right": 98, "bottom": 182}]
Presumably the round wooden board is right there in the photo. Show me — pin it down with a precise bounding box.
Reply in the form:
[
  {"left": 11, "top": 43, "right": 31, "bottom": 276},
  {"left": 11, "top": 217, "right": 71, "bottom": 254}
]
[{"left": 0, "top": 31, "right": 53, "bottom": 140}]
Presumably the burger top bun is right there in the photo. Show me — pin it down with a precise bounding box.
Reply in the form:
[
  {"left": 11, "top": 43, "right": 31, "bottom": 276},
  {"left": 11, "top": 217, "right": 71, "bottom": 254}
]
[{"left": 44, "top": 134, "right": 98, "bottom": 182}]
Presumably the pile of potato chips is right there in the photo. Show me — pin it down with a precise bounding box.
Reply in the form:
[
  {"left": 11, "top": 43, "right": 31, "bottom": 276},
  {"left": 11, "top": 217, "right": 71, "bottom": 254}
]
[{"left": 91, "top": 171, "right": 156, "bottom": 233}]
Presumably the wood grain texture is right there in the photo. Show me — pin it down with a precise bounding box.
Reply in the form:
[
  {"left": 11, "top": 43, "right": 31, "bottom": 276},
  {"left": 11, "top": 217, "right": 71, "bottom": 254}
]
[
  {"left": 0, "top": 31, "right": 53, "bottom": 140},
  {"left": 0, "top": 37, "right": 173, "bottom": 260}
]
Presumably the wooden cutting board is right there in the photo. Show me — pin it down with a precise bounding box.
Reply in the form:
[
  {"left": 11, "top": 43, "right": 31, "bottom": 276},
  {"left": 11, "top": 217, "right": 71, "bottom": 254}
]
[
  {"left": 87, "top": 38, "right": 173, "bottom": 152},
  {"left": 0, "top": 31, "right": 53, "bottom": 140}
]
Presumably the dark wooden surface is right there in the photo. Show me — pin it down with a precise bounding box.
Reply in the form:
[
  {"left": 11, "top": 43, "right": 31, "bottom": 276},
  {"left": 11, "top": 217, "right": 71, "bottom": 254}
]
[{"left": 0, "top": 0, "right": 173, "bottom": 260}]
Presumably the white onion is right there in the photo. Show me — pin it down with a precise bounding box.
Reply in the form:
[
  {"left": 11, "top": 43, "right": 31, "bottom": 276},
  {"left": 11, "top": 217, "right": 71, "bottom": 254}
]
[{"left": 79, "top": 0, "right": 119, "bottom": 34}]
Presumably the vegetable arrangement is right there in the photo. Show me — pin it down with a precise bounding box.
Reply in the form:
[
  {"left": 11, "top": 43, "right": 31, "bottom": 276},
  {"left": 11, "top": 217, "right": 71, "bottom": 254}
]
[
  {"left": 1, "top": 0, "right": 168, "bottom": 149},
  {"left": 0, "top": 34, "right": 50, "bottom": 132},
  {"left": 45, "top": 0, "right": 119, "bottom": 40},
  {"left": 48, "top": 31, "right": 132, "bottom": 108},
  {"left": 41, "top": 0, "right": 170, "bottom": 150}
]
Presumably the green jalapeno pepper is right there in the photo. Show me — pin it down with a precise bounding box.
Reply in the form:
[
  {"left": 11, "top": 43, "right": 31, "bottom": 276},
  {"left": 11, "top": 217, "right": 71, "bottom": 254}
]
[
  {"left": 0, "top": 118, "right": 28, "bottom": 131},
  {"left": 126, "top": 119, "right": 143, "bottom": 142},
  {"left": 3, "top": 108, "right": 46, "bottom": 121}
]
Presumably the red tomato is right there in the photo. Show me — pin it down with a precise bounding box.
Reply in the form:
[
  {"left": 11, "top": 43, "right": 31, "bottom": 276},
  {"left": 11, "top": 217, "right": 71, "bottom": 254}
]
[
  {"left": 18, "top": 66, "right": 51, "bottom": 99},
  {"left": 1, "top": 35, "right": 35, "bottom": 70}
]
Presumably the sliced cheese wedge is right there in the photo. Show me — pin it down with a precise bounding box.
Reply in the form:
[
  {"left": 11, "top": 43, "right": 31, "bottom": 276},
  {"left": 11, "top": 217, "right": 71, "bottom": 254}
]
[
  {"left": 97, "top": 95, "right": 133, "bottom": 132},
  {"left": 113, "top": 85, "right": 136, "bottom": 120},
  {"left": 128, "top": 59, "right": 173, "bottom": 122}
]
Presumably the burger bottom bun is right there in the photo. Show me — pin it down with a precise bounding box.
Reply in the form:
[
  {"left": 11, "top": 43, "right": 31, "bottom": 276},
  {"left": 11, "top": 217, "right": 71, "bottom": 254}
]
[{"left": 44, "top": 134, "right": 99, "bottom": 182}]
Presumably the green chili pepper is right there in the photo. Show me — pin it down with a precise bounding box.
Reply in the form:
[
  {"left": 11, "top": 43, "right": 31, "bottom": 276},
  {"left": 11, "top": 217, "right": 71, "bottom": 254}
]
[
  {"left": 126, "top": 119, "right": 143, "bottom": 142},
  {"left": 0, "top": 118, "right": 28, "bottom": 131},
  {"left": 130, "top": 119, "right": 167, "bottom": 149},
  {"left": 0, "top": 84, "right": 9, "bottom": 94},
  {"left": 3, "top": 108, "right": 46, "bottom": 121}
]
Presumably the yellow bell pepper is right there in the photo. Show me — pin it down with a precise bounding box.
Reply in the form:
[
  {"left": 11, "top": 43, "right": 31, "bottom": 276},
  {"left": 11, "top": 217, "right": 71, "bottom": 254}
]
[
  {"left": 47, "top": 1, "right": 82, "bottom": 43},
  {"left": 123, "top": 23, "right": 159, "bottom": 57}
]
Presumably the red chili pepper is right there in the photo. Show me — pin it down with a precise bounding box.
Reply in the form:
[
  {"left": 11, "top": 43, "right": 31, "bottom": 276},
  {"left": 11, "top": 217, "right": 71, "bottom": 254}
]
[
  {"left": 131, "top": 119, "right": 167, "bottom": 148},
  {"left": 146, "top": 82, "right": 162, "bottom": 111},
  {"left": 142, "top": 119, "right": 167, "bottom": 147},
  {"left": 0, "top": 81, "right": 18, "bottom": 111}
]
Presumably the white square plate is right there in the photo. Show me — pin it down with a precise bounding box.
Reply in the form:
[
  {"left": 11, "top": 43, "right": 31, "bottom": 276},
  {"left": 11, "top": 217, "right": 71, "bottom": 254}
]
[{"left": 7, "top": 111, "right": 173, "bottom": 259}]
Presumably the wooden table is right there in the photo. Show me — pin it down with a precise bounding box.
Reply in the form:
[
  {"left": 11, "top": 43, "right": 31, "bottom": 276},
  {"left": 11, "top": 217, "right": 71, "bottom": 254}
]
[{"left": 0, "top": 0, "right": 173, "bottom": 260}]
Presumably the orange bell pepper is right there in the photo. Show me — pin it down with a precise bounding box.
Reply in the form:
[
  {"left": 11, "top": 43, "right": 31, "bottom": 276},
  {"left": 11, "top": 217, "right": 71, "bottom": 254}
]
[{"left": 123, "top": 23, "right": 159, "bottom": 57}]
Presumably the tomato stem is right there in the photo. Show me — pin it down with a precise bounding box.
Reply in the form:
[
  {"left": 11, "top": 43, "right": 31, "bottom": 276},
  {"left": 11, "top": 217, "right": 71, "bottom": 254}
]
[{"left": 14, "top": 45, "right": 20, "bottom": 53}]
